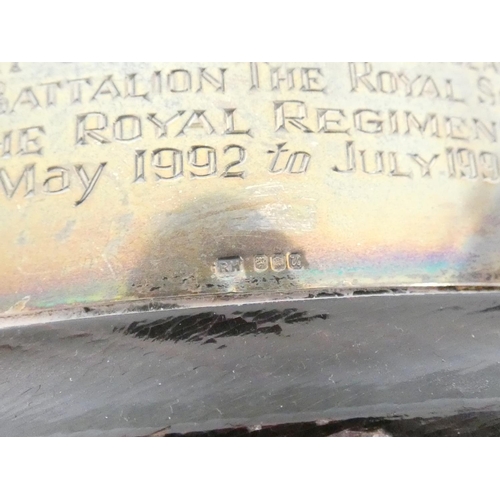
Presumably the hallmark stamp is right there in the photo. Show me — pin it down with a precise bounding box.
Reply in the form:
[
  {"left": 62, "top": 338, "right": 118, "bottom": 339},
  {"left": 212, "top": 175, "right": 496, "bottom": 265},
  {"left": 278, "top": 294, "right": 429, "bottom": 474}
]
[
  {"left": 270, "top": 253, "right": 287, "bottom": 272},
  {"left": 287, "top": 252, "right": 303, "bottom": 269},
  {"left": 254, "top": 254, "right": 268, "bottom": 272},
  {"left": 216, "top": 256, "right": 243, "bottom": 275}
]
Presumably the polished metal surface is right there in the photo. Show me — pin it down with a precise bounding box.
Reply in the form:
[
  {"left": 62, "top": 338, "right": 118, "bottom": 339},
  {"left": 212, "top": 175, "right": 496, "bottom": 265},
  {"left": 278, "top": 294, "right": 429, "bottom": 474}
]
[
  {"left": 2, "top": 63, "right": 500, "bottom": 436},
  {"left": 2, "top": 63, "right": 500, "bottom": 324}
]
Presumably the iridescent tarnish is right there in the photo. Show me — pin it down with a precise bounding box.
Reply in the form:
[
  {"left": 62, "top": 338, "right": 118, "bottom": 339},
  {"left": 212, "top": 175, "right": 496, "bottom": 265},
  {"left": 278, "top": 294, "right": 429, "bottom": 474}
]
[{"left": 1, "top": 62, "right": 500, "bottom": 319}]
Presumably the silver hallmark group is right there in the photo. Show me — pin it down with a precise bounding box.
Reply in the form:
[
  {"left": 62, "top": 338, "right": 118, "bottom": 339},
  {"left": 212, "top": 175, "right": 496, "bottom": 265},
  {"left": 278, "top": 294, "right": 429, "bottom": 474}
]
[{"left": 216, "top": 253, "right": 303, "bottom": 275}]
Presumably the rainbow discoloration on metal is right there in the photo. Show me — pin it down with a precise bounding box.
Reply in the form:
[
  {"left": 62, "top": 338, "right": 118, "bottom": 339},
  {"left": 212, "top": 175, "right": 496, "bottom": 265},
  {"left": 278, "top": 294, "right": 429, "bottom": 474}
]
[{"left": 1, "top": 62, "right": 500, "bottom": 322}]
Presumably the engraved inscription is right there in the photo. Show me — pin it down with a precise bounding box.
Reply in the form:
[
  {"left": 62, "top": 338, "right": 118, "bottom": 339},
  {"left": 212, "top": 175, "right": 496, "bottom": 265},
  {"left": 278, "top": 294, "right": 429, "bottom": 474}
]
[
  {"left": 348, "top": 63, "right": 465, "bottom": 103},
  {"left": 0, "top": 126, "right": 45, "bottom": 157},
  {"left": 0, "top": 66, "right": 229, "bottom": 114},
  {"left": 248, "top": 63, "right": 326, "bottom": 92},
  {"left": 268, "top": 143, "right": 311, "bottom": 174},
  {"left": 0, "top": 163, "right": 106, "bottom": 204},
  {"left": 271, "top": 101, "right": 497, "bottom": 142},
  {"left": 132, "top": 145, "right": 247, "bottom": 182},
  {"left": 1, "top": 62, "right": 499, "bottom": 212},
  {"left": 74, "top": 110, "right": 251, "bottom": 143}
]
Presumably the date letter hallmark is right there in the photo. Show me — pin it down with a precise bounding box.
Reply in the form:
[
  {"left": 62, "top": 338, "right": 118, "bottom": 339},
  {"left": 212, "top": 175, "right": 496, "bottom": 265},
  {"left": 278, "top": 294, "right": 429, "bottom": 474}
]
[{"left": 287, "top": 252, "right": 303, "bottom": 270}]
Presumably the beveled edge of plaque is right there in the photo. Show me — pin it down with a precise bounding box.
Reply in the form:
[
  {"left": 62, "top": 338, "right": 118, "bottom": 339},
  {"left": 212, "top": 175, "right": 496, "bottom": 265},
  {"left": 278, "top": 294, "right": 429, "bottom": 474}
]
[{"left": 0, "top": 284, "right": 498, "bottom": 330}]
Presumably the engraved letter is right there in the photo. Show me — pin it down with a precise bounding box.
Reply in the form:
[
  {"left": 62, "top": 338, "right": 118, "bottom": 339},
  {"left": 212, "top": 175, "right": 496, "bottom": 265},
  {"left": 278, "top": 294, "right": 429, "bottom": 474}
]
[
  {"left": 388, "top": 152, "right": 412, "bottom": 178},
  {"left": 286, "top": 152, "right": 311, "bottom": 174},
  {"left": 478, "top": 77, "right": 495, "bottom": 105},
  {"left": 223, "top": 109, "right": 251, "bottom": 136},
  {"left": 418, "top": 76, "right": 440, "bottom": 99},
  {"left": 147, "top": 111, "right": 185, "bottom": 138},
  {"left": 332, "top": 141, "right": 356, "bottom": 173},
  {"left": 270, "top": 66, "right": 295, "bottom": 91},
  {"left": 405, "top": 112, "right": 440, "bottom": 137},
  {"left": 300, "top": 68, "right": 325, "bottom": 92},
  {"left": 360, "top": 150, "right": 384, "bottom": 174},
  {"left": 274, "top": 101, "right": 312, "bottom": 132},
  {"left": 43, "top": 166, "right": 70, "bottom": 194},
  {"left": 354, "top": 109, "right": 383, "bottom": 134},
  {"left": 445, "top": 79, "right": 465, "bottom": 103},
  {"left": 222, "top": 145, "right": 247, "bottom": 178},
  {"left": 177, "top": 110, "right": 215, "bottom": 136},
  {"left": 408, "top": 153, "right": 439, "bottom": 177},
  {"left": 198, "top": 68, "right": 226, "bottom": 93},
  {"left": 0, "top": 82, "right": 9, "bottom": 114},
  {"left": 388, "top": 110, "right": 399, "bottom": 134},
  {"left": 188, "top": 146, "right": 217, "bottom": 177},
  {"left": 40, "top": 81, "right": 61, "bottom": 107},
  {"left": 268, "top": 143, "right": 289, "bottom": 173},
  {"left": 74, "top": 163, "right": 107, "bottom": 206},
  {"left": 125, "top": 74, "right": 149, "bottom": 100},
  {"left": 377, "top": 71, "right": 398, "bottom": 94},
  {"left": 473, "top": 119, "right": 497, "bottom": 143},
  {"left": 0, "top": 130, "right": 12, "bottom": 158},
  {"left": 152, "top": 148, "right": 183, "bottom": 180},
  {"left": 114, "top": 115, "right": 142, "bottom": 141},
  {"left": 92, "top": 76, "right": 121, "bottom": 100},
  {"left": 249, "top": 62, "right": 260, "bottom": 90},
  {"left": 445, "top": 117, "right": 470, "bottom": 141},
  {"left": 317, "top": 109, "right": 350, "bottom": 134},
  {"left": 398, "top": 73, "right": 421, "bottom": 97},
  {"left": 479, "top": 152, "right": 500, "bottom": 182},
  {"left": 12, "top": 87, "right": 41, "bottom": 112},
  {"left": 134, "top": 150, "right": 146, "bottom": 183},
  {"left": 168, "top": 70, "right": 192, "bottom": 92},
  {"left": 0, "top": 164, "right": 35, "bottom": 198},
  {"left": 76, "top": 113, "right": 110, "bottom": 145},
  {"left": 348, "top": 63, "right": 376, "bottom": 92},
  {"left": 446, "top": 148, "right": 456, "bottom": 178},
  {"left": 19, "top": 126, "right": 44, "bottom": 155},
  {"left": 455, "top": 149, "right": 477, "bottom": 179},
  {"left": 68, "top": 77, "right": 92, "bottom": 104}
]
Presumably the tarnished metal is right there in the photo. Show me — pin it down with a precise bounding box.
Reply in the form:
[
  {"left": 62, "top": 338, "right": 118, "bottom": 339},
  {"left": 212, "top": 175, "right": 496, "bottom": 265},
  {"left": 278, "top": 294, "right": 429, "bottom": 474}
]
[{"left": 2, "top": 62, "right": 500, "bottom": 323}]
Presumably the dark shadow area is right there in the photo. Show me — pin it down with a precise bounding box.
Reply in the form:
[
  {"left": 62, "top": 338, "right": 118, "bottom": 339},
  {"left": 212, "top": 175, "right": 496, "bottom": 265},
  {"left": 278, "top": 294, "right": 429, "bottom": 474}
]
[{"left": 159, "top": 411, "right": 500, "bottom": 437}]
